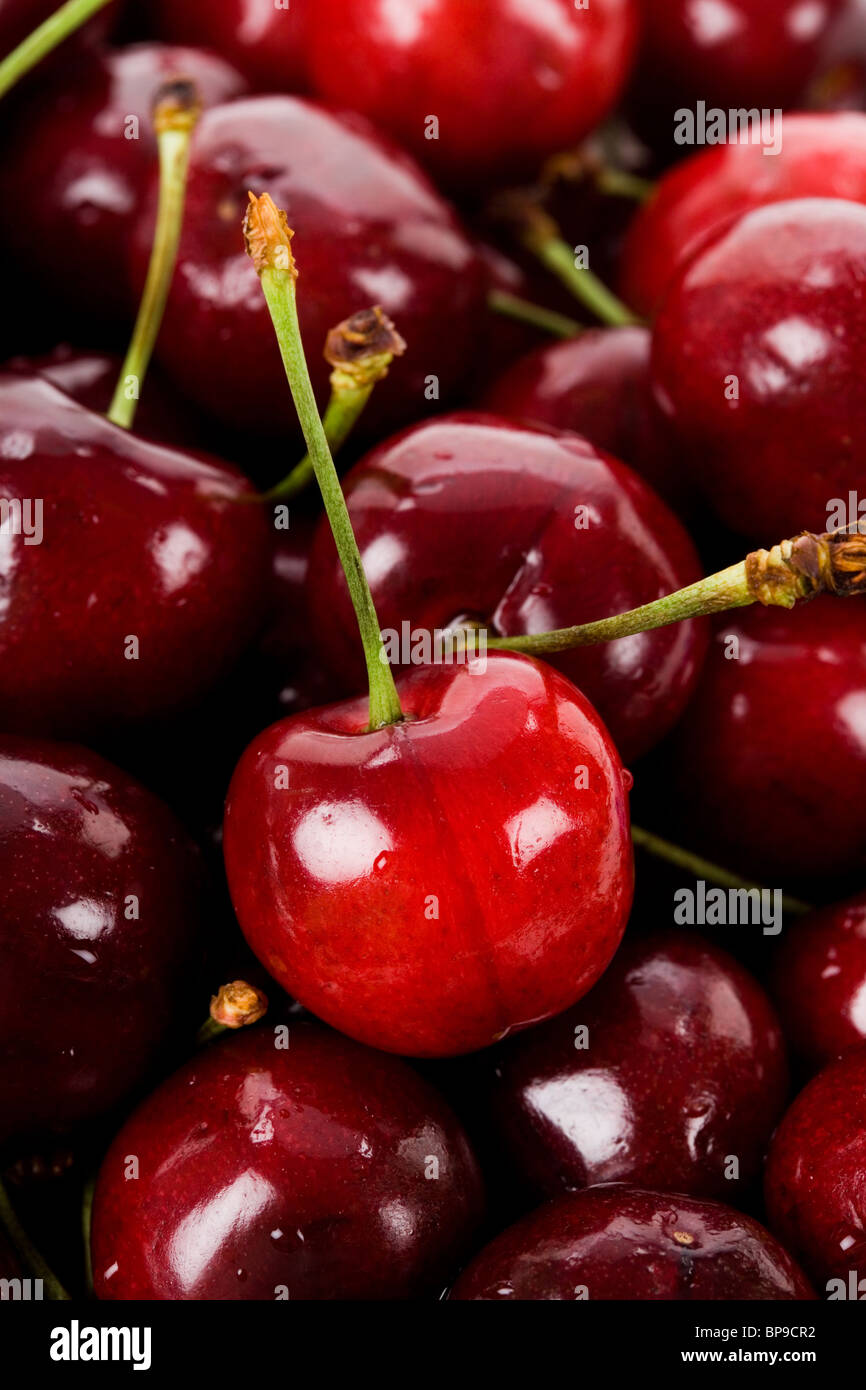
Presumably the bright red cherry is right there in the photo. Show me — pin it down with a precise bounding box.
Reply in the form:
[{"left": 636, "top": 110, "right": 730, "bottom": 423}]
[
  {"left": 306, "top": 0, "right": 639, "bottom": 189},
  {"left": 484, "top": 932, "right": 788, "bottom": 1203},
  {"left": 771, "top": 893, "right": 866, "bottom": 1073},
  {"left": 0, "top": 736, "right": 204, "bottom": 1149},
  {"left": 0, "top": 43, "right": 247, "bottom": 322},
  {"left": 651, "top": 197, "right": 866, "bottom": 541},
  {"left": 765, "top": 1046, "right": 866, "bottom": 1289},
  {"left": 306, "top": 414, "right": 707, "bottom": 763},
  {"left": 450, "top": 1186, "right": 815, "bottom": 1300},
  {"left": 224, "top": 652, "right": 634, "bottom": 1058},
  {"left": 669, "top": 597, "right": 866, "bottom": 881},
  {"left": 0, "top": 373, "right": 270, "bottom": 739},
  {"left": 620, "top": 112, "right": 866, "bottom": 317},
  {"left": 91, "top": 1022, "right": 485, "bottom": 1300},
  {"left": 150, "top": 0, "right": 310, "bottom": 91},
  {"left": 131, "top": 95, "right": 485, "bottom": 438}
]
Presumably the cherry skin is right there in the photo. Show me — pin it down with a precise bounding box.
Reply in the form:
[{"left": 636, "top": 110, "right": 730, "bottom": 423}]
[
  {"left": 484, "top": 932, "right": 788, "bottom": 1204},
  {"left": 765, "top": 1046, "right": 866, "bottom": 1288},
  {"left": 257, "top": 517, "right": 344, "bottom": 719},
  {"left": 0, "top": 735, "right": 204, "bottom": 1149},
  {"left": 651, "top": 197, "right": 866, "bottom": 541},
  {"left": 150, "top": 0, "right": 310, "bottom": 91},
  {"left": 306, "top": 414, "right": 707, "bottom": 764},
  {"left": 669, "top": 597, "right": 866, "bottom": 882},
  {"left": 224, "top": 652, "right": 634, "bottom": 1058},
  {"left": 0, "top": 44, "right": 247, "bottom": 322},
  {"left": 91, "top": 1022, "right": 485, "bottom": 1300},
  {"left": 450, "top": 1186, "right": 815, "bottom": 1300},
  {"left": 620, "top": 112, "right": 866, "bottom": 317},
  {"left": 771, "top": 893, "right": 866, "bottom": 1074},
  {"left": 0, "top": 374, "right": 270, "bottom": 740},
  {"left": 131, "top": 95, "right": 485, "bottom": 438}
]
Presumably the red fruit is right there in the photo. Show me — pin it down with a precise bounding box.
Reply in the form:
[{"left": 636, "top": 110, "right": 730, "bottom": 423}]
[
  {"left": 257, "top": 517, "right": 344, "bottom": 718},
  {"left": 486, "top": 932, "right": 788, "bottom": 1203},
  {"left": 670, "top": 597, "right": 866, "bottom": 881},
  {"left": 0, "top": 736, "right": 203, "bottom": 1146},
  {"left": 131, "top": 96, "right": 485, "bottom": 437},
  {"left": 306, "top": 414, "right": 707, "bottom": 763},
  {"left": 306, "top": 0, "right": 638, "bottom": 189},
  {"left": 224, "top": 652, "right": 634, "bottom": 1057},
  {"left": 91, "top": 1022, "right": 484, "bottom": 1300},
  {"left": 771, "top": 893, "right": 866, "bottom": 1073},
  {"left": 765, "top": 1047, "right": 866, "bottom": 1288},
  {"left": 450, "top": 1186, "right": 815, "bottom": 1300},
  {"left": 0, "top": 374, "right": 270, "bottom": 739},
  {"left": 651, "top": 197, "right": 866, "bottom": 540},
  {"left": 150, "top": 0, "right": 310, "bottom": 91},
  {"left": 621, "top": 112, "right": 866, "bottom": 317},
  {"left": 0, "top": 44, "right": 247, "bottom": 322}
]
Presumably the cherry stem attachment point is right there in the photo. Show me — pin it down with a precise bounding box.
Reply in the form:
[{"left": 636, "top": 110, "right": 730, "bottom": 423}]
[
  {"left": 487, "top": 289, "right": 582, "bottom": 340},
  {"left": 631, "top": 825, "right": 813, "bottom": 917},
  {"left": 0, "top": 0, "right": 113, "bottom": 100},
  {"left": 196, "top": 980, "right": 269, "bottom": 1047},
  {"left": 107, "top": 79, "right": 201, "bottom": 430},
  {"left": 0, "top": 1174, "right": 71, "bottom": 1300}
]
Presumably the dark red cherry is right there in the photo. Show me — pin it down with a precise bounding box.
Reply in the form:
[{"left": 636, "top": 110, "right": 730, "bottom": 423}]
[
  {"left": 0, "top": 374, "right": 270, "bottom": 739},
  {"left": 0, "top": 44, "right": 247, "bottom": 322},
  {"left": 224, "top": 652, "right": 634, "bottom": 1058},
  {"left": 765, "top": 1046, "right": 866, "bottom": 1288},
  {"left": 621, "top": 112, "right": 866, "bottom": 317},
  {"left": 91, "top": 1022, "right": 484, "bottom": 1300},
  {"left": 131, "top": 95, "right": 485, "bottom": 438},
  {"left": 306, "top": 414, "right": 707, "bottom": 763},
  {"left": 450, "top": 1185, "right": 815, "bottom": 1300},
  {"left": 0, "top": 735, "right": 204, "bottom": 1149},
  {"left": 771, "top": 893, "right": 866, "bottom": 1073},
  {"left": 257, "top": 517, "right": 344, "bottom": 718},
  {"left": 150, "top": 0, "right": 310, "bottom": 91},
  {"left": 305, "top": 0, "right": 638, "bottom": 190},
  {"left": 484, "top": 932, "right": 788, "bottom": 1203},
  {"left": 670, "top": 598, "right": 866, "bottom": 881}
]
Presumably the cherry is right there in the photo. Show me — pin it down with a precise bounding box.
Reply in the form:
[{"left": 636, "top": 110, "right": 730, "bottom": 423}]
[
  {"left": 0, "top": 373, "right": 270, "bottom": 739},
  {"left": 771, "top": 892, "right": 866, "bottom": 1073},
  {"left": 669, "top": 597, "right": 866, "bottom": 881},
  {"left": 0, "top": 43, "right": 247, "bottom": 322},
  {"left": 765, "top": 1046, "right": 866, "bottom": 1288},
  {"left": 150, "top": 0, "right": 310, "bottom": 92},
  {"left": 305, "top": 413, "right": 707, "bottom": 763},
  {"left": 450, "top": 1186, "right": 815, "bottom": 1300},
  {"left": 224, "top": 651, "right": 634, "bottom": 1058},
  {"left": 305, "top": 0, "right": 639, "bottom": 190},
  {"left": 91, "top": 1021, "right": 485, "bottom": 1300},
  {"left": 620, "top": 112, "right": 866, "bottom": 317},
  {"left": 0, "top": 735, "right": 204, "bottom": 1149},
  {"left": 483, "top": 932, "right": 788, "bottom": 1204},
  {"left": 257, "top": 517, "right": 344, "bottom": 719}
]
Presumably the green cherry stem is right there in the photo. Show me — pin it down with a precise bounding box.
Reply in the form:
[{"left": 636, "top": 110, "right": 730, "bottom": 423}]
[
  {"left": 81, "top": 1173, "right": 95, "bottom": 1297},
  {"left": 593, "top": 167, "right": 655, "bottom": 202},
  {"left": 630, "top": 825, "right": 813, "bottom": 916},
  {"left": 0, "top": 1175, "right": 71, "bottom": 1300},
  {"left": 244, "top": 192, "right": 403, "bottom": 730},
  {"left": 0, "top": 0, "right": 113, "bottom": 100},
  {"left": 107, "top": 79, "right": 201, "bottom": 430},
  {"left": 487, "top": 289, "right": 582, "bottom": 340}
]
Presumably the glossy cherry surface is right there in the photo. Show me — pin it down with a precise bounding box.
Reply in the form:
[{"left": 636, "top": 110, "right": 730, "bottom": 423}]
[
  {"left": 151, "top": 0, "right": 310, "bottom": 91},
  {"left": 0, "top": 736, "right": 203, "bottom": 1148},
  {"left": 306, "top": 414, "right": 706, "bottom": 763},
  {"left": 132, "top": 95, "right": 485, "bottom": 437},
  {"left": 485, "top": 932, "right": 788, "bottom": 1203},
  {"left": 670, "top": 598, "right": 866, "bottom": 881},
  {"left": 91, "top": 1022, "right": 485, "bottom": 1300},
  {"left": 771, "top": 893, "right": 866, "bottom": 1073},
  {"left": 0, "top": 374, "right": 269, "bottom": 739},
  {"left": 0, "top": 44, "right": 247, "bottom": 321},
  {"left": 306, "top": 0, "right": 638, "bottom": 189},
  {"left": 450, "top": 1185, "right": 815, "bottom": 1300},
  {"left": 224, "top": 652, "right": 634, "bottom": 1057},
  {"left": 765, "top": 1046, "right": 866, "bottom": 1287},
  {"left": 257, "top": 517, "right": 343, "bottom": 719}
]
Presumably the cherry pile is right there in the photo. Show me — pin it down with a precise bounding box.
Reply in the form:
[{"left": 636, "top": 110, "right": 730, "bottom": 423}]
[{"left": 1, "top": 0, "right": 866, "bottom": 1307}]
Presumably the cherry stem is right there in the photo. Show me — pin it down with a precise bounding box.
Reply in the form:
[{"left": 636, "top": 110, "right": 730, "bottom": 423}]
[
  {"left": 244, "top": 194, "right": 403, "bottom": 730},
  {"left": 631, "top": 825, "right": 813, "bottom": 916},
  {"left": 487, "top": 289, "right": 582, "bottom": 340},
  {"left": 593, "top": 168, "right": 655, "bottom": 202},
  {"left": 487, "top": 526, "right": 866, "bottom": 656},
  {"left": 0, "top": 1175, "right": 71, "bottom": 1300},
  {"left": 81, "top": 1173, "right": 95, "bottom": 1297},
  {"left": 107, "top": 80, "right": 201, "bottom": 430},
  {"left": 196, "top": 980, "right": 269, "bottom": 1047},
  {"left": 0, "top": 0, "right": 113, "bottom": 100}
]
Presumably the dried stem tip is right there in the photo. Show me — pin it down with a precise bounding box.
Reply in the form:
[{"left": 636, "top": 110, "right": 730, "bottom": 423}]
[
  {"left": 152, "top": 78, "right": 201, "bottom": 136},
  {"left": 746, "top": 523, "right": 866, "bottom": 607},
  {"left": 209, "top": 980, "right": 268, "bottom": 1029},
  {"left": 243, "top": 191, "right": 297, "bottom": 278},
  {"left": 325, "top": 306, "right": 407, "bottom": 392}
]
